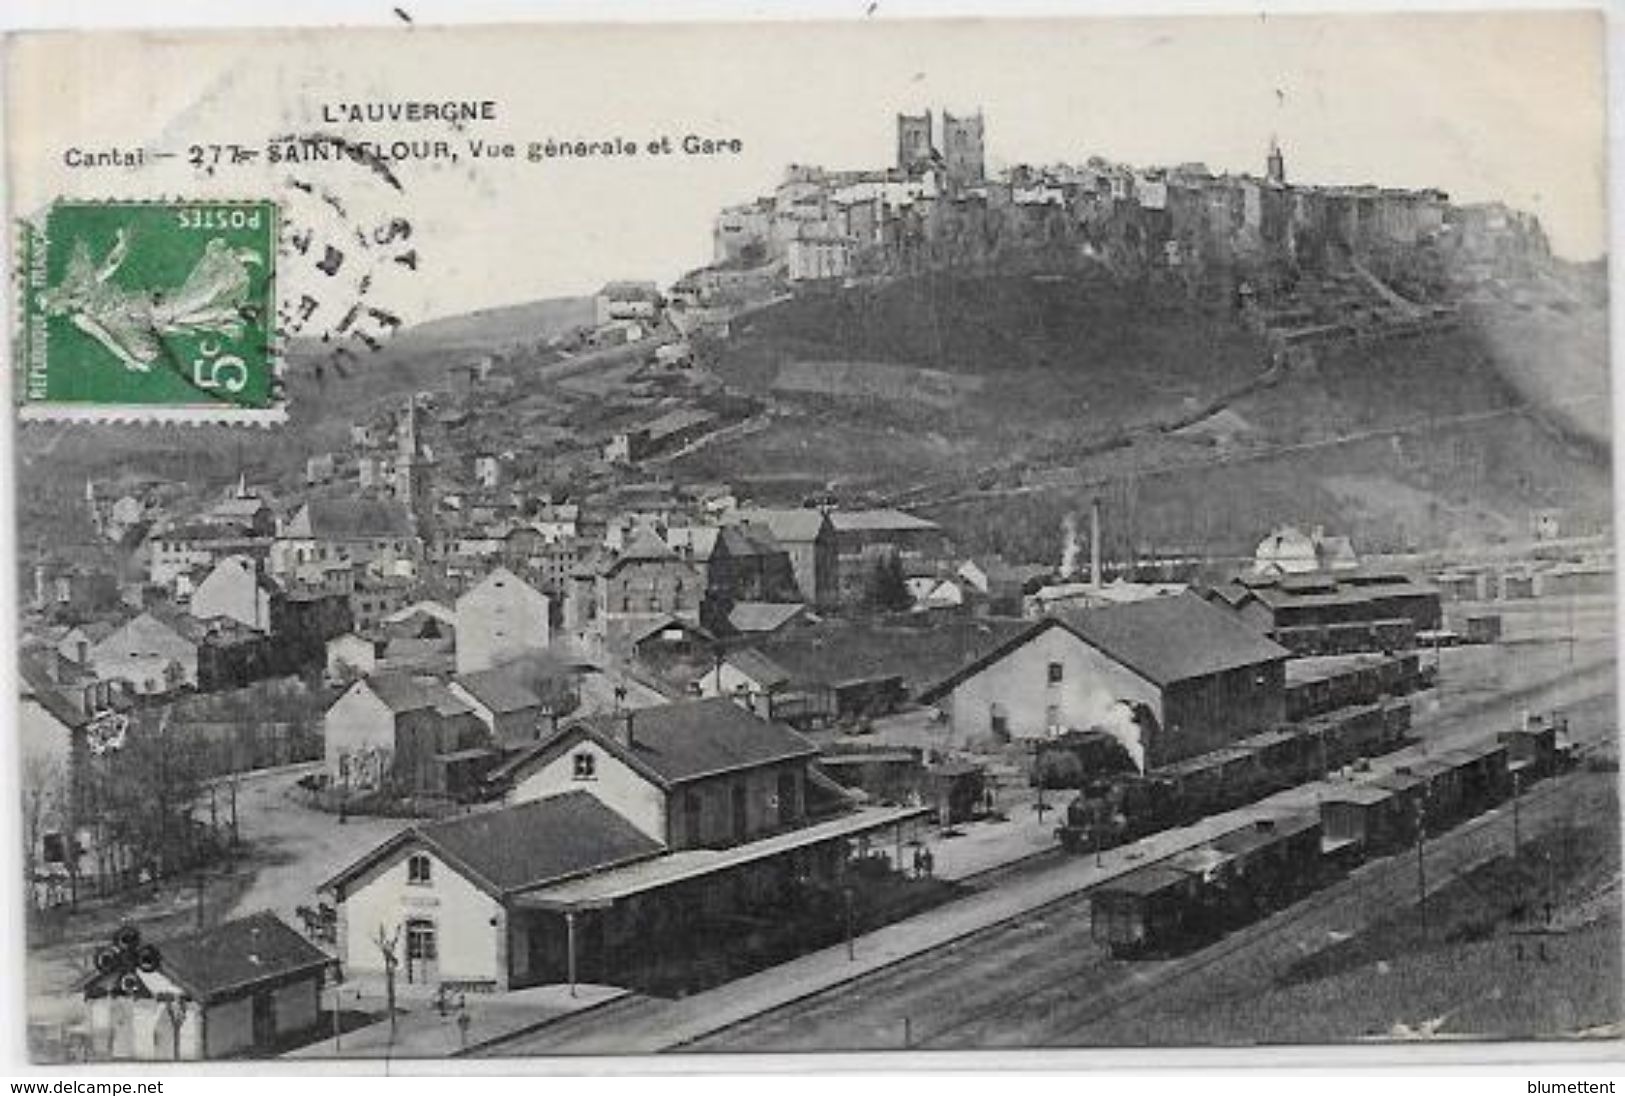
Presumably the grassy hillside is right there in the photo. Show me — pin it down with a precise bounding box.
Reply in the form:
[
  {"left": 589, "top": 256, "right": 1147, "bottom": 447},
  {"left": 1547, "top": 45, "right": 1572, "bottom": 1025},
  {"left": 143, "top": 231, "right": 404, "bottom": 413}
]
[
  {"left": 17, "top": 271, "right": 1611, "bottom": 570},
  {"left": 686, "top": 272, "right": 1612, "bottom": 562},
  {"left": 682, "top": 274, "right": 1273, "bottom": 492}
]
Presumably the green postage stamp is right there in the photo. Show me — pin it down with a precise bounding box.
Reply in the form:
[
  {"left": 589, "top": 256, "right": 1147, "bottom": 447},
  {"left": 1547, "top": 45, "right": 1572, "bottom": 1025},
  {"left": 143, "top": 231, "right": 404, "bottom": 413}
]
[{"left": 18, "top": 199, "right": 282, "bottom": 423}]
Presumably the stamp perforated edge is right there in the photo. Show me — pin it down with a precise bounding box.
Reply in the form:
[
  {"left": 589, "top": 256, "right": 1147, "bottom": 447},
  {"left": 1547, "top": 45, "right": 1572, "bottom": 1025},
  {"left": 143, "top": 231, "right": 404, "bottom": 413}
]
[{"left": 14, "top": 197, "right": 287, "bottom": 428}]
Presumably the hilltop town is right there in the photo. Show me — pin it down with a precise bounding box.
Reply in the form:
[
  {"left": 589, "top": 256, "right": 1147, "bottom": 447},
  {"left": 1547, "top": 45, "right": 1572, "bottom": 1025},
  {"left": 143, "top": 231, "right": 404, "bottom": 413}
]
[{"left": 18, "top": 110, "right": 1617, "bottom": 1061}]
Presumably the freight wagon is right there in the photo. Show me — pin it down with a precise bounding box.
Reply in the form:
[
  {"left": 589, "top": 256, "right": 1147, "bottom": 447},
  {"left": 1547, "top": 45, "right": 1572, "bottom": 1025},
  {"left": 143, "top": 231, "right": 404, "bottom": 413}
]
[
  {"left": 1093, "top": 716, "right": 1576, "bottom": 962},
  {"left": 1089, "top": 813, "right": 1321, "bottom": 957},
  {"left": 1057, "top": 700, "right": 1411, "bottom": 854}
]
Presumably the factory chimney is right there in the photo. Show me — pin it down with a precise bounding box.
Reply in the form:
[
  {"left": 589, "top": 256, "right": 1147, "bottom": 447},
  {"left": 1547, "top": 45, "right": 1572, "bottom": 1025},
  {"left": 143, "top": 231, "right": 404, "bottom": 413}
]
[{"left": 1090, "top": 497, "right": 1103, "bottom": 590}]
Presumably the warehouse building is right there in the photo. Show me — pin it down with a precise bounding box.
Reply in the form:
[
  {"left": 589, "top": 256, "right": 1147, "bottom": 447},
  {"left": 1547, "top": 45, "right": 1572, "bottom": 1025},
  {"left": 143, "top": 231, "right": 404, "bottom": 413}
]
[
  {"left": 919, "top": 592, "right": 1289, "bottom": 768},
  {"left": 1202, "top": 571, "right": 1441, "bottom": 655}
]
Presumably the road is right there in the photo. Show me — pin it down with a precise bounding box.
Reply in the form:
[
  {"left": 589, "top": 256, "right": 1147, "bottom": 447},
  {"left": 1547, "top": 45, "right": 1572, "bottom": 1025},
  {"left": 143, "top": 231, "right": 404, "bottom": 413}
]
[{"left": 681, "top": 656, "right": 1616, "bottom": 1053}]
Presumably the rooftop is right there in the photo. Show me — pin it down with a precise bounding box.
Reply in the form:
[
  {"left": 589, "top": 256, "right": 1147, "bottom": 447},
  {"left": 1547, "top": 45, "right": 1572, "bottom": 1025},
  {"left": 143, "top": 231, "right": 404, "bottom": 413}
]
[
  {"left": 723, "top": 647, "right": 795, "bottom": 690},
  {"left": 765, "top": 617, "right": 1030, "bottom": 695},
  {"left": 921, "top": 593, "right": 1288, "bottom": 702},
  {"left": 142, "top": 911, "right": 332, "bottom": 1004},
  {"left": 727, "top": 507, "right": 829, "bottom": 543},
  {"left": 828, "top": 508, "right": 940, "bottom": 534},
  {"left": 497, "top": 696, "right": 818, "bottom": 789},
  {"left": 291, "top": 498, "right": 414, "bottom": 541},
  {"left": 1055, "top": 594, "right": 1291, "bottom": 684},
  {"left": 324, "top": 791, "right": 664, "bottom": 898},
  {"left": 516, "top": 804, "right": 929, "bottom": 910},
  {"left": 453, "top": 666, "right": 544, "bottom": 714},
  {"left": 364, "top": 673, "right": 473, "bottom": 718},
  {"left": 727, "top": 601, "right": 807, "bottom": 635}
]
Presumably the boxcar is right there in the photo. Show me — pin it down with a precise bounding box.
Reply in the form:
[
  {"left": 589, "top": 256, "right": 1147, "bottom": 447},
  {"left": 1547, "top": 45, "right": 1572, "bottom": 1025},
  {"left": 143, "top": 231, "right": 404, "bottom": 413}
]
[
  {"left": 1399, "top": 758, "right": 1464, "bottom": 832},
  {"left": 1465, "top": 614, "right": 1503, "bottom": 644},
  {"left": 1090, "top": 864, "right": 1206, "bottom": 957},
  {"left": 1440, "top": 741, "right": 1510, "bottom": 816},
  {"left": 1319, "top": 783, "right": 1407, "bottom": 860},
  {"left": 1240, "top": 727, "right": 1314, "bottom": 793},
  {"left": 1499, "top": 719, "right": 1559, "bottom": 781},
  {"left": 1367, "top": 770, "right": 1427, "bottom": 840},
  {"left": 1156, "top": 746, "right": 1257, "bottom": 821},
  {"left": 1209, "top": 813, "right": 1324, "bottom": 917}
]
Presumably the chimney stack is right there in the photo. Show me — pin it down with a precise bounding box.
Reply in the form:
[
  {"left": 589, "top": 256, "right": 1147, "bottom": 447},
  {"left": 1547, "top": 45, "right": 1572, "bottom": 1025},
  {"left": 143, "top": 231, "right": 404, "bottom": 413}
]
[{"left": 1090, "top": 497, "right": 1103, "bottom": 590}]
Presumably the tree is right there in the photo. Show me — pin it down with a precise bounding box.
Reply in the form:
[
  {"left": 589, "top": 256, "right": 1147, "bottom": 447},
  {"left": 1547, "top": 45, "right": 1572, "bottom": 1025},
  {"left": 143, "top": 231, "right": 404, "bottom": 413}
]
[
  {"left": 20, "top": 754, "right": 67, "bottom": 911},
  {"left": 1033, "top": 747, "right": 1085, "bottom": 790},
  {"left": 373, "top": 925, "right": 401, "bottom": 1047},
  {"left": 94, "top": 710, "right": 207, "bottom": 884},
  {"left": 865, "top": 553, "right": 912, "bottom": 613}
]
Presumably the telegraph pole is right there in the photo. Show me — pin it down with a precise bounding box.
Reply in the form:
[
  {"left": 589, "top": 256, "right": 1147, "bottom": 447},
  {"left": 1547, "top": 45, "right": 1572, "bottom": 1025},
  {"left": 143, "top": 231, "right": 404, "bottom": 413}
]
[
  {"left": 1511, "top": 770, "right": 1523, "bottom": 860},
  {"left": 1415, "top": 794, "right": 1428, "bottom": 940},
  {"left": 843, "top": 886, "right": 856, "bottom": 961},
  {"left": 331, "top": 979, "right": 342, "bottom": 1052}
]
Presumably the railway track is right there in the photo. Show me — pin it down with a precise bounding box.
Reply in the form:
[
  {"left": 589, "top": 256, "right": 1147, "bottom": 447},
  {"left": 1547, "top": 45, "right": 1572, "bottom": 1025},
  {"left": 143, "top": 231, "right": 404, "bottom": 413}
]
[
  {"left": 690, "top": 714, "right": 1614, "bottom": 1052},
  {"left": 926, "top": 759, "right": 1601, "bottom": 1048}
]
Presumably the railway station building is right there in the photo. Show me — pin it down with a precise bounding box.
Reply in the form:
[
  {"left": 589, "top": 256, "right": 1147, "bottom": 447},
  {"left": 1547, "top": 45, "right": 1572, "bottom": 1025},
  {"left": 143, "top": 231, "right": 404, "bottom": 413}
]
[{"left": 321, "top": 698, "right": 928, "bottom": 993}]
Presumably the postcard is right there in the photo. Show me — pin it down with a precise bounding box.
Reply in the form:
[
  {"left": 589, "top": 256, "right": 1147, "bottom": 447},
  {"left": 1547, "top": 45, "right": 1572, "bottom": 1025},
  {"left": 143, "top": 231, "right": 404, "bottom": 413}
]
[{"left": 5, "top": 11, "right": 1617, "bottom": 1066}]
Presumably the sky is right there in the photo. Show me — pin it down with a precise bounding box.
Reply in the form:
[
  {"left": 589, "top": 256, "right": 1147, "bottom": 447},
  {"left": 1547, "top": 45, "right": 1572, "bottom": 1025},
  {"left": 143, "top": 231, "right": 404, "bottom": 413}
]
[{"left": 6, "top": 11, "right": 1606, "bottom": 324}]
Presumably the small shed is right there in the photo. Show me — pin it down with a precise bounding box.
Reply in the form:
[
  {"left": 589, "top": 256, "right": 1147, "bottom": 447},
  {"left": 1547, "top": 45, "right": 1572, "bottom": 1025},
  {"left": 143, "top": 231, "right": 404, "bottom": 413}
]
[
  {"left": 923, "top": 759, "right": 988, "bottom": 825},
  {"left": 82, "top": 912, "right": 333, "bottom": 1060},
  {"left": 816, "top": 747, "right": 923, "bottom": 806}
]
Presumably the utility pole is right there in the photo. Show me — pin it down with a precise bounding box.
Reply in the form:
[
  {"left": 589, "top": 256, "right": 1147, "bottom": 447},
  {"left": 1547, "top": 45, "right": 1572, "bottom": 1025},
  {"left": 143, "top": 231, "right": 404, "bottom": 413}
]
[
  {"left": 1567, "top": 590, "right": 1576, "bottom": 666},
  {"left": 1511, "top": 770, "right": 1523, "bottom": 860},
  {"left": 331, "top": 978, "right": 343, "bottom": 1052},
  {"left": 194, "top": 868, "right": 205, "bottom": 929},
  {"left": 1415, "top": 794, "right": 1428, "bottom": 941},
  {"left": 565, "top": 911, "right": 578, "bottom": 998},
  {"left": 843, "top": 886, "right": 856, "bottom": 961}
]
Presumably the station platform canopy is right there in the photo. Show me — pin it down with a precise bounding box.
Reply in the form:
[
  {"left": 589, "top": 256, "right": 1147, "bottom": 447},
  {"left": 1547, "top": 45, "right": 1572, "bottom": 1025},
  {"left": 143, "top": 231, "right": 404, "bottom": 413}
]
[{"left": 515, "top": 804, "right": 931, "bottom": 913}]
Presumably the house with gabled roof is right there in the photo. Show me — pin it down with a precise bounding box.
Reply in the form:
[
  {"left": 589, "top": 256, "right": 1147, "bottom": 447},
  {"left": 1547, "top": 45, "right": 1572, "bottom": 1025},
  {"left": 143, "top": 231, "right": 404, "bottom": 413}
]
[
  {"left": 490, "top": 696, "right": 821, "bottom": 849},
  {"left": 454, "top": 566, "right": 551, "bottom": 675},
  {"left": 323, "top": 672, "right": 490, "bottom": 797},
  {"left": 88, "top": 612, "right": 198, "bottom": 695},
  {"left": 919, "top": 593, "right": 1289, "bottom": 768},
  {"left": 448, "top": 651, "right": 578, "bottom": 748},
  {"left": 271, "top": 498, "right": 420, "bottom": 582},
  {"left": 724, "top": 507, "right": 838, "bottom": 609},
  {"left": 189, "top": 555, "right": 276, "bottom": 633},
  {"left": 595, "top": 529, "right": 705, "bottom": 628}
]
